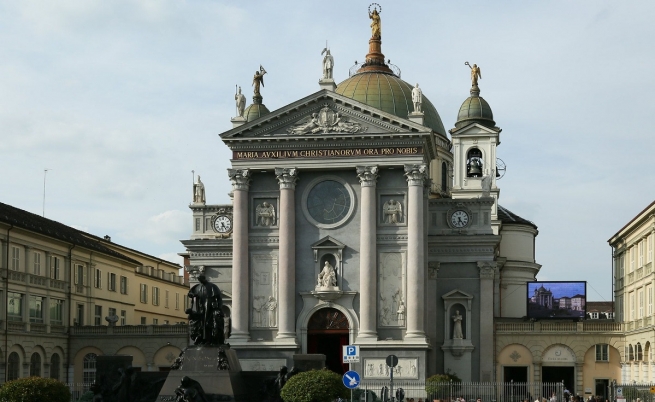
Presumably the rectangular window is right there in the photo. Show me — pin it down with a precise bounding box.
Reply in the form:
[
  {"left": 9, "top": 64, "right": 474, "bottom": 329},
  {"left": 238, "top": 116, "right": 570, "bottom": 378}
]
[
  {"left": 631, "top": 247, "right": 636, "bottom": 271},
  {"left": 76, "top": 304, "right": 84, "bottom": 326},
  {"left": 120, "top": 276, "right": 128, "bottom": 294},
  {"left": 205, "top": 217, "right": 211, "bottom": 231},
  {"left": 140, "top": 317, "right": 146, "bottom": 325},
  {"left": 94, "top": 305, "right": 102, "bottom": 326},
  {"left": 120, "top": 310, "right": 126, "bottom": 326},
  {"left": 165, "top": 290, "right": 169, "bottom": 308},
  {"left": 108, "top": 307, "right": 116, "bottom": 318},
  {"left": 108, "top": 273, "right": 116, "bottom": 291},
  {"left": 7, "top": 292, "right": 22, "bottom": 321},
  {"left": 153, "top": 287, "right": 160, "bottom": 306},
  {"left": 649, "top": 286, "right": 653, "bottom": 316},
  {"left": 591, "top": 312, "right": 598, "bottom": 319},
  {"left": 195, "top": 218, "right": 200, "bottom": 231},
  {"left": 94, "top": 268, "right": 102, "bottom": 289},
  {"left": 164, "top": 320, "right": 169, "bottom": 325},
  {"left": 639, "top": 241, "right": 644, "bottom": 267},
  {"left": 639, "top": 289, "right": 645, "bottom": 318},
  {"left": 649, "top": 234, "right": 653, "bottom": 263},
  {"left": 50, "top": 299, "right": 64, "bottom": 325},
  {"left": 50, "top": 256, "right": 60, "bottom": 279},
  {"left": 11, "top": 246, "right": 20, "bottom": 271},
  {"left": 175, "top": 293, "right": 180, "bottom": 310},
  {"left": 153, "top": 318, "right": 159, "bottom": 325},
  {"left": 33, "top": 252, "right": 41, "bottom": 276},
  {"left": 631, "top": 292, "right": 635, "bottom": 320},
  {"left": 140, "top": 284, "right": 148, "bottom": 303},
  {"left": 75, "top": 264, "right": 84, "bottom": 285},
  {"left": 29, "top": 295, "right": 44, "bottom": 323},
  {"left": 596, "top": 344, "right": 609, "bottom": 361}
]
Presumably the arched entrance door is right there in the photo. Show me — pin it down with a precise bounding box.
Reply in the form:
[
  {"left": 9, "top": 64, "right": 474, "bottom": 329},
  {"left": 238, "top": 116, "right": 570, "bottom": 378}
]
[{"left": 307, "top": 308, "right": 349, "bottom": 374}]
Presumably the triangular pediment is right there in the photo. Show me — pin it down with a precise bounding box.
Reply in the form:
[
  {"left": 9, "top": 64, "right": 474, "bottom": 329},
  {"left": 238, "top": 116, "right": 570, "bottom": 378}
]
[
  {"left": 221, "top": 90, "right": 431, "bottom": 140},
  {"left": 449, "top": 122, "right": 501, "bottom": 137},
  {"left": 442, "top": 289, "right": 474, "bottom": 301},
  {"left": 311, "top": 235, "right": 346, "bottom": 250}
]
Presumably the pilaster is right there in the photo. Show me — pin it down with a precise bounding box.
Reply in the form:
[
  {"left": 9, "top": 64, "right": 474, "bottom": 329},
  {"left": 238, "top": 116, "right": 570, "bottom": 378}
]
[{"left": 478, "top": 260, "right": 496, "bottom": 381}]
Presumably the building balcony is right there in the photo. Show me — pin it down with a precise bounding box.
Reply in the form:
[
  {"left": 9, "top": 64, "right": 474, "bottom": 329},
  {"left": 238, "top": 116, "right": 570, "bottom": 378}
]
[
  {"left": 495, "top": 320, "right": 623, "bottom": 333},
  {"left": 0, "top": 268, "right": 68, "bottom": 291},
  {"left": 69, "top": 324, "right": 189, "bottom": 337}
]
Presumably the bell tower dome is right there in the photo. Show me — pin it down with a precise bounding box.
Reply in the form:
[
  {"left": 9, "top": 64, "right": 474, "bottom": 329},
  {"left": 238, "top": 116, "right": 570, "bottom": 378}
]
[{"left": 449, "top": 67, "right": 502, "bottom": 233}]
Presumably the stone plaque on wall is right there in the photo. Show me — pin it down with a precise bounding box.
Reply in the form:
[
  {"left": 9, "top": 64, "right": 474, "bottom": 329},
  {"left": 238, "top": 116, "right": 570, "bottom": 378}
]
[
  {"left": 240, "top": 359, "right": 287, "bottom": 371},
  {"left": 378, "top": 252, "right": 406, "bottom": 327},
  {"left": 363, "top": 358, "right": 418, "bottom": 379},
  {"left": 251, "top": 253, "right": 278, "bottom": 328}
]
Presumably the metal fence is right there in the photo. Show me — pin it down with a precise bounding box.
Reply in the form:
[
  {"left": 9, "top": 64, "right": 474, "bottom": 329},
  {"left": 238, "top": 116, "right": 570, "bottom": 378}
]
[
  {"left": 355, "top": 381, "right": 564, "bottom": 402},
  {"left": 611, "top": 383, "right": 655, "bottom": 402},
  {"left": 65, "top": 383, "right": 92, "bottom": 402}
]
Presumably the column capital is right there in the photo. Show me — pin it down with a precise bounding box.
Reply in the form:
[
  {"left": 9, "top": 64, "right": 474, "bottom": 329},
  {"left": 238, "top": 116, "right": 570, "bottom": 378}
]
[
  {"left": 404, "top": 164, "right": 428, "bottom": 186},
  {"left": 356, "top": 166, "right": 379, "bottom": 187},
  {"left": 428, "top": 261, "right": 440, "bottom": 279},
  {"left": 275, "top": 168, "right": 299, "bottom": 190},
  {"left": 477, "top": 261, "right": 497, "bottom": 279},
  {"left": 228, "top": 169, "right": 251, "bottom": 191}
]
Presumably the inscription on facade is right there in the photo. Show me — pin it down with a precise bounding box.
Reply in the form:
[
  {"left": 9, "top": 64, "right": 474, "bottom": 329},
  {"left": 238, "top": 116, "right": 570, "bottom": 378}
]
[{"left": 233, "top": 147, "right": 422, "bottom": 160}]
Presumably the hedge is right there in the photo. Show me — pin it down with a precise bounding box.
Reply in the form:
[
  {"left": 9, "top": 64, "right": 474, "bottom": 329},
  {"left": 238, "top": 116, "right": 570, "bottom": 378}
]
[
  {"left": 280, "top": 369, "right": 349, "bottom": 402},
  {"left": 0, "top": 377, "right": 71, "bottom": 402}
]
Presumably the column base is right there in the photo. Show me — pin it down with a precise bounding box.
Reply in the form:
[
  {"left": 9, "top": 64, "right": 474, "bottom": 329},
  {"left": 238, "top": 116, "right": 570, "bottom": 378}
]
[
  {"left": 275, "top": 332, "right": 298, "bottom": 342},
  {"left": 228, "top": 332, "right": 251, "bottom": 344},
  {"left": 356, "top": 331, "right": 378, "bottom": 343},
  {"left": 404, "top": 331, "right": 429, "bottom": 345}
]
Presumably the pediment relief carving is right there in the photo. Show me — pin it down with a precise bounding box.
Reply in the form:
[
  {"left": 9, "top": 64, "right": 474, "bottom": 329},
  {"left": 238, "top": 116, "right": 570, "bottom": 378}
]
[{"left": 287, "top": 105, "right": 367, "bottom": 135}]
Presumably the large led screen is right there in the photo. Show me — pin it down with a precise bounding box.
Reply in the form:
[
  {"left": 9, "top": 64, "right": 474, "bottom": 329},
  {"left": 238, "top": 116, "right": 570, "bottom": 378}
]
[{"left": 527, "top": 281, "right": 587, "bottom": 319}]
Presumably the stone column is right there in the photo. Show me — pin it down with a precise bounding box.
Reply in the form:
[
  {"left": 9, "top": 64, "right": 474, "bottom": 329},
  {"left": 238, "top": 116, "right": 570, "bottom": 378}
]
[
  {"left": 356, "top": 166, "right": 379, "bottom": 340},
  {"left": 228, "top": 169, "right": 251, "bottom": 341},
  {"left": 404, "top": 164, "right": 427, "bottom": 339},
  {"left": 478, "top": 261, "right": 497, "bottom": 381},
  {"left": 275, "top": 168, "right": 299, "bottom": 340}
]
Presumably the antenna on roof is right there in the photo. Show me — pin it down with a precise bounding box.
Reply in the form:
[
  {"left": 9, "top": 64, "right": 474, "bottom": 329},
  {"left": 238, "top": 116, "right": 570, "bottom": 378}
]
[{"left": 42, "top": 169, "right": 50, "bottom": 217}]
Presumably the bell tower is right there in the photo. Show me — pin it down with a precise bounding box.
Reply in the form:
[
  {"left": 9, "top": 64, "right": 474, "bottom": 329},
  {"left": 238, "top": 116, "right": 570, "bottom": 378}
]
[{"left": 449, "top": 65, "right": 502, "bottom": 233}]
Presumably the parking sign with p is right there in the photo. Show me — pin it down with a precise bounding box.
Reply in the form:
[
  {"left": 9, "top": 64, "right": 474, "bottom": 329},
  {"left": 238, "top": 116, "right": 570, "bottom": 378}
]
[{"left": 343, "top": 345, "right": 360, "bottom": 363}]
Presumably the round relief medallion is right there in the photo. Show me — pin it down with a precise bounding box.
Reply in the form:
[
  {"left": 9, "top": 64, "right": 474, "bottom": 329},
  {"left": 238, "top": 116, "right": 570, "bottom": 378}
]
[{"left": 303, "top": 178, "right": 354, "bottom": 228}]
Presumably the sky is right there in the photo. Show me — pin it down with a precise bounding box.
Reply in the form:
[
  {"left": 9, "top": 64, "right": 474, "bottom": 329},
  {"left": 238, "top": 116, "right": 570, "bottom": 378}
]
[{"left": 1, "top": 1, "right": 653, "bottom": 301}]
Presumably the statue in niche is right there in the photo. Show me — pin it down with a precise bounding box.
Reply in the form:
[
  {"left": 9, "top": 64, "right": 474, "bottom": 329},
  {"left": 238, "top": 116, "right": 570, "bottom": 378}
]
[
  {"left": 452, "top": 310, "right": 464, "bottom": 339},
  {"left": 397, "top": 299, "right": 405, "bottom": 326},
  {"left": 193, "top": 175, "right": 205, "bottom": 204},
  {"left": 235, "top": 86, "right": 246, "bottom": 117},
  {"left": 383, "top": 199, "right": 403, "bottom": 224},
  {"left": 411, "top": 83, "right": 422, "bottom": 113},
  {"left": 316, "top": 260, "right": 337, "bottom": 289},
  {"left": 322, "top": 48, "right": 334, "bottom": 80},
  {"left": 264, "top": 296, "right": 278, "bottom": 327},
  {"left": 186, "top": 274, "right": 225, "bottom": 345},
  {"left": 256, "top": 202, "right": 276, "bottom": 226}
]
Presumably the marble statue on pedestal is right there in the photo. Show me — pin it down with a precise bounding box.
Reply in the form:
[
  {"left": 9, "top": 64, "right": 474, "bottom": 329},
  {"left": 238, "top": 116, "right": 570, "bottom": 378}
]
[
  {"left": 452, "top": 310, "right": 464, "bottom": 339},
  {"left": 322, "top": 49, "right": 334, "bottom": 80},
  {"left": 193, "top": 176, "right": 205, "bottom": 204},
  {"left": 105, "top": 314, "right": 119, "bottom": 327},
  {"left": 316, "top": 261, "right": 337, "bottom": 288},
  {"left": 235, "top": 86, "right": 246, "bottom": 117},
  {"left": 411, "top": 83, "right": 422, "bottom": 113}
]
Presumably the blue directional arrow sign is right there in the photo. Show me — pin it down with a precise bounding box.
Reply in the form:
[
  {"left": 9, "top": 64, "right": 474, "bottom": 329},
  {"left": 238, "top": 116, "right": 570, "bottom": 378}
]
[{"left": 342, "top": 370, "right": 360, "bottom": 389}]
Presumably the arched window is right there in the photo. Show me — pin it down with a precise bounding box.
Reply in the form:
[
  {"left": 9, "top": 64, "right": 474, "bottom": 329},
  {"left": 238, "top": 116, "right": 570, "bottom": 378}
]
[
  {"left": 637, "top": 343, "right": 643, "bottom": 361},
  {"left": 629, "top": 344, "right": 635, "bottom": 361},
  {"left": 50, "top": 353, "right": 61, "bottom": 380},
  {"left": 645, "top": 342, "right": 651, "bottom": 363},
  {"left": 30, "top": 352, "right": 41, "bottom": 377},
  {"left": 83, "top": 353, "right": 97, "bottom": 385},
  {"left": 8, "top": 352, "right": 20, "bottom": 381},
  {"left": 466, "top": 148, "right": 483, "bottom": 177},
  {"left": 441, "top": 161, "right": 448, "bottom": 192}
]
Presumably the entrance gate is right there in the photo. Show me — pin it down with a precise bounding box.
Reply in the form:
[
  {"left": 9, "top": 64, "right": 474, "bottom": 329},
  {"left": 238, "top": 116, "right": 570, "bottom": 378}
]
[{"left": 307, "top": 308, "right": 349, "bottom": 374}]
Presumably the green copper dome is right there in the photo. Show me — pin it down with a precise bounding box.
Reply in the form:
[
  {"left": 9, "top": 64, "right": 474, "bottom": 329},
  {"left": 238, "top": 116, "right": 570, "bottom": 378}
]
[
  {"left": 243, "top": 102, "right": 270, "bottom": 122},
  {"left": 335, "top": 72, "right": 447, "bottom": 137},
  {"left": 455, "top": 93, "right": 495, "bottom": 129}
]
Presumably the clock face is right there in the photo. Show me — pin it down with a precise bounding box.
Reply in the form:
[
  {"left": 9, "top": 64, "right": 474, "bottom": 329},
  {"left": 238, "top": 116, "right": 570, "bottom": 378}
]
[
  {"left": 450, "top": 210, "right": 470, "bottom": 228},
  {"left": 213, "top": 215, "right": 232, "bottom": 233},
  {"left": 306, "top": 180, "right": 352, "bottom": 225}
]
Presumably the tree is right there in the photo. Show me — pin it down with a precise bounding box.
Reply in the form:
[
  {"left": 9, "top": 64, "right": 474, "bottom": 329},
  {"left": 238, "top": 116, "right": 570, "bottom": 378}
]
[
  {"left": 0, "top": 377, "right": 71, "bottom": 402},
  {"left": 280, "top": 369, "right": 349, "bottom": 402}
]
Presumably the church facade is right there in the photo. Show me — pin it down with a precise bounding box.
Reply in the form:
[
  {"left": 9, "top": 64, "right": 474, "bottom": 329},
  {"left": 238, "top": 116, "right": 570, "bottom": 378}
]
[{"left": 181, "top": 9, "right": 622, "bottom": 389}]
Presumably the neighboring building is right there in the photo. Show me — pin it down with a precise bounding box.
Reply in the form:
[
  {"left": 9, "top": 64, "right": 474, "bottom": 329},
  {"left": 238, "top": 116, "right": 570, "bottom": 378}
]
[
  {"left": 609, "top": 200, "right": 655, "bottom": 382},
  {"left": 180, "top": 9, "right": 623, "bottom": 395},
  {"left": 0, "top": 202, "right": 188, "bottom": 385},
  {"left": 587, "top": 301, "right": 614, "bottom": 320}
]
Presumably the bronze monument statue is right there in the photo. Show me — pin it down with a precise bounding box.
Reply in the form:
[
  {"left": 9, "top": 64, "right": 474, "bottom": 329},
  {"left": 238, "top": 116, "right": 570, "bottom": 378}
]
[
  {"left": 252, "top": 65, "right": 267, "bottom": 96},
  {"left": 186, "top": 274, "right": 225, "bottom": 346}
]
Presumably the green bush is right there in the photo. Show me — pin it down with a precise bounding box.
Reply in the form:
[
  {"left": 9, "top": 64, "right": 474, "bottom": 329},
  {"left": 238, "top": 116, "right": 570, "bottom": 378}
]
[
  {"left": 425, "top": 370, "right": 462, "bottom": 398},
  {"left": 281, "top": 369, "right": 349, "bottom": 402},
  {"left": 0, "top": 377, "right": 71, "bottom": 402}
]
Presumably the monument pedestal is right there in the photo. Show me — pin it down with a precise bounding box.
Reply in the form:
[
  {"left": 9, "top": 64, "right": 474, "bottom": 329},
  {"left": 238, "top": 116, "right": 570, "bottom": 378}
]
[{"left": 157, "top": 345, "right": 247, "bottom": 402}]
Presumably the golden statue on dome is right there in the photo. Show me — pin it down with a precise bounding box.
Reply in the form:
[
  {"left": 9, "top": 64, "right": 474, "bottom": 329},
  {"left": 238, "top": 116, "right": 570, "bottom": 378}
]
[
  {"left": 465, "top": 61, "right": 482, "bottom": 87},
  {"left": 369, "top": 3, "right": 381, "bottom": 39}
]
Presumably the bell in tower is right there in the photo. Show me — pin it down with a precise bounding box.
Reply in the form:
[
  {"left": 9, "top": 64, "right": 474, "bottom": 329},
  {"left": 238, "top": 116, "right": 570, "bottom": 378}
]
[{"left": 466, "top": 148, "right": 483, "bottom": 177}]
